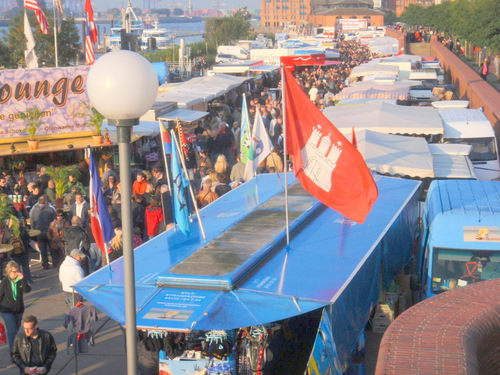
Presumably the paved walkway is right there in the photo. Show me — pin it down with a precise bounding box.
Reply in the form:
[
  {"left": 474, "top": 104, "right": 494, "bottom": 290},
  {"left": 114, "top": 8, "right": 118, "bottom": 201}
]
[{"left": 0, "top": 256, "right": 126, "bottom": 375}]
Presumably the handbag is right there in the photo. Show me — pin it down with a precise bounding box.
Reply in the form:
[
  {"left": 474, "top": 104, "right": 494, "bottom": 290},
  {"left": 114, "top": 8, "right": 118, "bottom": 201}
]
[{"left": 0, "top": 321, "right": 6, "bottom": 344}]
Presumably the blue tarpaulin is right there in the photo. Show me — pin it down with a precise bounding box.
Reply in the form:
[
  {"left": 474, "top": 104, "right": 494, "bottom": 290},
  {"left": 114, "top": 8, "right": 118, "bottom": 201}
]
[{"left": 74, "top": 173, "right": 419, "bottom": 364}]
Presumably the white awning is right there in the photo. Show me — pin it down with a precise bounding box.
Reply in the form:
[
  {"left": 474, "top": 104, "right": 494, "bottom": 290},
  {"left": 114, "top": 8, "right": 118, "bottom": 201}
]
[
  {"left": 249, "top": 65, "right": 280, "bottom": 72},
  {"left": 159, "top": 108, "right": 209, "bottom": 122}
]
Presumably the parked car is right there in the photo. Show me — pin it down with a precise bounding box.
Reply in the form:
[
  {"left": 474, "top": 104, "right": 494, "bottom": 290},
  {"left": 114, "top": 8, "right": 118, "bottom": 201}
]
[{"left": 215, "top": 54, "right": 238, "bottom": 63}]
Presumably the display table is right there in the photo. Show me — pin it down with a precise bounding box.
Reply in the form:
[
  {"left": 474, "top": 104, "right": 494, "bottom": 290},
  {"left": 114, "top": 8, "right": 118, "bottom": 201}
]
[
  {"left": 28, "top": 229, "right": 41, "bottom": 238},
  {"left": 0, "top": 244, "right": 14, "bottom": 256}
]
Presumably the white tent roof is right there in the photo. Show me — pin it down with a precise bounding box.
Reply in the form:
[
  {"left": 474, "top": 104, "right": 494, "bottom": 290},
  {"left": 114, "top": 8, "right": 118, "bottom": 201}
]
[
  {"left": 439, "top": 108, "right": 494, "bottom": 138},
  {"left": 156, "top": 74, "right": 250, "bottom": 108},
  {"left": 333, "top": 84, "right": 411, "bottom": 100},
  {"left": 350, "top": 64, "right": 399, "bottom": 78},
  {"left": 356, "top": 129, "right": 434, "bottom": 178},
  {"left": 428, "top": 144, "right": 477, "bottom": 179},
  {"left": 363, "top": 36, "right": 399, "bottom": 55},
  {"left": 431, "top": 100, "right": 469, "bottom": 110},
  {"left": 323, "top": 100, "right": 444, "bottom": 135}
]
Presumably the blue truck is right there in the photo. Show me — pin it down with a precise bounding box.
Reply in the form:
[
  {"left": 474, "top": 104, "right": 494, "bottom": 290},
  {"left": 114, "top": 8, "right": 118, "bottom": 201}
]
[{"left": 417, "top": 179, "right": 500, "bottom": 300}]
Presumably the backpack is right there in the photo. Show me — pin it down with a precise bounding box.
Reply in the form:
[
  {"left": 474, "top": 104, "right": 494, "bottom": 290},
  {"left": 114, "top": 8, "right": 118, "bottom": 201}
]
[{"left": 10, "top": 235, "right": 25, "bottom": 255}]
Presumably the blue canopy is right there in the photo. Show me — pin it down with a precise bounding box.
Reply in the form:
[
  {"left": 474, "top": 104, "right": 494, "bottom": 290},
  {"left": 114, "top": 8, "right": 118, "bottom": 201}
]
[{"left": 75, "top": 174, "right": 419, "bottom": 350}]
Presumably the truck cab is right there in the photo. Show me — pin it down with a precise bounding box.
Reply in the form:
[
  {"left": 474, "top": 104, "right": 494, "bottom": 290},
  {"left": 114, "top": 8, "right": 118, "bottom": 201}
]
[{"left": 417, "top": 180, "right": 500, "bottom": 301}]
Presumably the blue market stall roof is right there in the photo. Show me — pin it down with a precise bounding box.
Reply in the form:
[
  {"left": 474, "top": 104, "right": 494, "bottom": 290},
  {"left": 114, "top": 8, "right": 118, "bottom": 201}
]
[{"left": 74, "top": 174, "right": 420, "bottom": 332}]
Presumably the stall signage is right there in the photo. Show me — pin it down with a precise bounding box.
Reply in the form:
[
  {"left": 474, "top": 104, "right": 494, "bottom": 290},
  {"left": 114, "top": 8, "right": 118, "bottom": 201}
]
[{"left": 0, "top": 66, "right": 93, "bottom": 140}]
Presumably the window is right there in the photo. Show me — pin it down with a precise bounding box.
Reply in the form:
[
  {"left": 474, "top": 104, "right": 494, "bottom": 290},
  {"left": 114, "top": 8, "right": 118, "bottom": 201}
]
[{"left": 444, "top": 137, "right": 498, "bottom": 162}]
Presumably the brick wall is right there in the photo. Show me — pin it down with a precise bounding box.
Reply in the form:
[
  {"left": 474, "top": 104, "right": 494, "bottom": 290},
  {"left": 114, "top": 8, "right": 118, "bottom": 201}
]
[{"left": 385, "top": 27, "right": 405, "bottom": 54}]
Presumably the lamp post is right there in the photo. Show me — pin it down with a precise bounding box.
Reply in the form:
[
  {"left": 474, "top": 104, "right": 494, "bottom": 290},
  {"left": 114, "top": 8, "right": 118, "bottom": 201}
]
[{"left": 86, "top": 50, "right": 158, "bottom": 375}]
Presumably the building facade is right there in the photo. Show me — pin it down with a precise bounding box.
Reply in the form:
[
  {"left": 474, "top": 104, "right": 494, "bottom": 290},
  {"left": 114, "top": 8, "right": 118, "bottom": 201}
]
[{"left": 261, "top": 0, "right": 384, "bottom": 30}]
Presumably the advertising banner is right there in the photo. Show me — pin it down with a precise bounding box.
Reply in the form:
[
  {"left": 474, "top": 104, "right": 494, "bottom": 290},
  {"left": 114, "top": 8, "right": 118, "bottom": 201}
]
[
  {"left": 339, "top": 19, "right": 367, "bottom": 32},
  {"left": 0, "top": 66, "right": 93, "bottom": 142}
]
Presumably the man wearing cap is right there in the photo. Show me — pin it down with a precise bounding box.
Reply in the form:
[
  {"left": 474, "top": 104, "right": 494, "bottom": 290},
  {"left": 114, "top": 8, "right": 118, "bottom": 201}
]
[{"left": 59, "top": 249, "right": 86, "bottom": 308}]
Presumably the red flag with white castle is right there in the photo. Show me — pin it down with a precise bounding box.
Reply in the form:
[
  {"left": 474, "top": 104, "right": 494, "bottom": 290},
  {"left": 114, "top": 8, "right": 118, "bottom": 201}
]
[{"left": 283, "top": 68, "right": 378, "bottom": 224}]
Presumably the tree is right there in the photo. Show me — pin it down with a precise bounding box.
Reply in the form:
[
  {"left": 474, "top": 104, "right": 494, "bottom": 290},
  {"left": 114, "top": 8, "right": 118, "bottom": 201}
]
[
  {"left": 384, "top": 10, "right": 398, "bottom": 25},
  {"left": 172, "top": 8, "right": 184, "bottom": 16},
  {"left": 205, "top": 7, "right": 252, "bottom": 46},
  {"left": 153, "top": 9, "right": 171, "bottom": 16},
  {"left": 6, "top": 7, "right": 80, "bottom": 68},
  {"left": 0, "top": 41, "right": 15, "bottom": 68}
]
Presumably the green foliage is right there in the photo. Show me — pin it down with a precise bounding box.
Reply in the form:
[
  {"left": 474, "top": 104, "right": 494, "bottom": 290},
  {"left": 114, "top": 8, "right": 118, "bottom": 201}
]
[
  {"left": 0, "top": 40, "right": 15, "bottom": 68},
  {"left": 384, "top": 10, "right": 398, "bottom": 25},
  {"left": 82, "top": 102, "right": 105, "bottom": 136},
  {"left": 400, "top": 0, "right": 500, "bottom": 52},
  {"left": 0, "top": 195, "right": 20, "bottom": 236},
  {"left": 152, "top": 9, "right": 171, "bottom": 16},
  {"left": 44, "top": 165, "right": 79, "bottom": 199},
  {"left": 205, "top": 7, "right": 252, "bottom": 47},
  {"left": 5, "top": 8, "right": 80, "bottom": 68},
  {"left": 172, "top": 8, "right": 184, "bottom": 16},
  {"left": 19, "top": 106, "right": 43, "bottom": 140}
]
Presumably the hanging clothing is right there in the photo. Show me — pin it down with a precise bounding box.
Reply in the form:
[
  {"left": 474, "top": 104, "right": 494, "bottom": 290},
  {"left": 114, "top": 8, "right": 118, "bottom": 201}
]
[{"left": 64, "top": 305, "right": 98, "bottom": 334}]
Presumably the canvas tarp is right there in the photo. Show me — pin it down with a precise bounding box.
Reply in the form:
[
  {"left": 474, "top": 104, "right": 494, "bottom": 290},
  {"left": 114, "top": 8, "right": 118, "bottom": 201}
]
[
  {"left": 356, "top": 129, "right": 434, "bottom": 178},
  {"left": 323, "top": 100, "right": 444, "bottom": 135}
]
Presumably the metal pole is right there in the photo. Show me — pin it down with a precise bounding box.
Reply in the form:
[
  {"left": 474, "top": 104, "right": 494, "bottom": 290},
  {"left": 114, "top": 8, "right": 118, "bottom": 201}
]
[
  {"left": 53, "top": 5, "right": 59, "bottom": 67},
  {"left": 281, "top": 65, "right": 290, "bottom": 247},
  {"left": 116, "top": 123, "right": 137, "bottom": 375}
]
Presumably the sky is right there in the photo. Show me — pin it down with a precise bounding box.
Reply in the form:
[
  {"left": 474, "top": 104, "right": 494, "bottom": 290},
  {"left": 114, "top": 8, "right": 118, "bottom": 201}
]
[{"left": 93, "top": 0, "right": 257, "bottom": 12}]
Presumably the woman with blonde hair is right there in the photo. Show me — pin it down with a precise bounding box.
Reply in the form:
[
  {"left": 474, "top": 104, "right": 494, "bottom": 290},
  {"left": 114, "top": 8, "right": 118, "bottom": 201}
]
[
  {"left": 109, "top": 228, "right": 123, "bottom": 262},
  {"left": 214, "top": 154, "right": 230, "bottom": 178},
  {"left": 209, "top": 170, "right": 221, "bottom": 192},
  {"left": 0, "top": 260, "right": 31, "bottom": 353}
]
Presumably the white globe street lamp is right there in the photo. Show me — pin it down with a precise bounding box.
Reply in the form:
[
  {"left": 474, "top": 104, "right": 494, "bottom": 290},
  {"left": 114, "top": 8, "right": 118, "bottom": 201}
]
[{"left": 87, "top": 50, "right": 158, "bottom": 375}]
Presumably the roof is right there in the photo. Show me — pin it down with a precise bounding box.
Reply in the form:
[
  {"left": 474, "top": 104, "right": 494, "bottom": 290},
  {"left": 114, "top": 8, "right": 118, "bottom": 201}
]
[
  {"left": 315, "top": 7, "right": 385, "bottom": 16},
  {"left": 425, "top": 180, "right": 500, "bottom": 249},
  {"left": 439, "top": 109, "right": 494, "bottom": 138},
  {"left": 74, "top": 173, "right": 420, "bottom": 333},
  {"left": 323, "top": 100, "right": 444, "bottom": 135},
  {"left": 356, "top": 129, "right": 434, "bottom": 178},
  {"left": 376, "top": 278, "right": 500, "bottom": 375}
]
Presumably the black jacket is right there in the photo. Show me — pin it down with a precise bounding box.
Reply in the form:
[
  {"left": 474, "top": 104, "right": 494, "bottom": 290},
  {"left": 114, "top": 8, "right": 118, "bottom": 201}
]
[
  {"left": 12, "top": 329, "right": 57, "bottom": 373},
  {"left": 0, "top": 276, "right": 31, "bottom": 314},
  {"left": 63, "top": 226, "right": 90, "bottom": 255}
]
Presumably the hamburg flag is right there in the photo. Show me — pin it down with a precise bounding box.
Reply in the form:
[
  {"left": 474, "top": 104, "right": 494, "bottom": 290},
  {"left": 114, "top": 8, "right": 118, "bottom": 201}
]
[
  {"left": 159, "top": 121, "right": 172, "bottom": 154},
  {"left": 170, "top": 130, "right": 190, "bottom": 236},
  {"left": 283, "top": 68, "right": 378, "bottom": 224},
  {"left": 89, "top": 149, "right": 115, "bottom": 253}
]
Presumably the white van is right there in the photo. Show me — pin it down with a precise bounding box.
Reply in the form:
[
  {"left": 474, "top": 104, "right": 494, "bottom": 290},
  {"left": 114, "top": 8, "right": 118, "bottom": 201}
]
[
  {"left": 439, "top": 108, "right": 500, "bottom": 181},
  {"left": 217, "top": 45, "right": 250, "bottom": 60}
]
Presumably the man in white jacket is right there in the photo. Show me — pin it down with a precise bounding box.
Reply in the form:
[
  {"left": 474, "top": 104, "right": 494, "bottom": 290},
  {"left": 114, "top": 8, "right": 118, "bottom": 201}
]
[{"left": 59, "top": 249, "right": 86, "bottom": 309}]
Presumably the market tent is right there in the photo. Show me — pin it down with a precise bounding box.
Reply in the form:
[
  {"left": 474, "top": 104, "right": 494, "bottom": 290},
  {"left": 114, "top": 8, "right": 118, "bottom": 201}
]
[
  {"left": 363, "top": 36, "right": 399, "bottom": 55},
  {"left": 333, "top": 84, "right": 411, "bottom": 101},
  {"left": 74, "top": 174, "right": 420, "bottom": 365},
  {"left": 350, "top": 64, "right": 399, "bottom": 79},
  {"left": 323, "top": 100, "right": 444, "bottom": 136},
  {"left": 356, "top": 129, "right": 434, "bottom": 178},
  {"left": 155, "top": 74, "right": 250, "bottom": 108},
  {"left": 158, "top": 108, "right": 209, "bottom": 122},
  {"left": 428, "top": 144, "right": 477, "bottom": 179}
]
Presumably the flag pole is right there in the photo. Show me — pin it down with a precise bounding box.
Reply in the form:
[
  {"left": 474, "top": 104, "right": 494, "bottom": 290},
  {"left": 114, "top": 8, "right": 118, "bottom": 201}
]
[
  {"left": 52, "top": 2, "right": 58, "bottom": 67},
  {"left": 172, "top": 128, "right": 207, "bottom": 241},
  {"left": 159, "top": 120, "right": 173, "bottom": 194},
  {"left": 158, "top": 120, "right": 174, "bottom": 231},
  {"left": 280, "top": 64, "right": 290, "bottom": 247}
]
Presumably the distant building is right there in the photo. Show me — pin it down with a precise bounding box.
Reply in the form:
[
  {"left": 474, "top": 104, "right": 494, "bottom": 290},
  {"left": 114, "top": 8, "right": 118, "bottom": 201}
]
[{"left": 261, "top": 0, "right": 384, "bottom": 29}]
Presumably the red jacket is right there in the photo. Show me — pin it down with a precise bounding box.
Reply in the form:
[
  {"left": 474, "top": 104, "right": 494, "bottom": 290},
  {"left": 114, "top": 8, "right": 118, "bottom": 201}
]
[{"left": 145, "top": 206, "right": 164, "bottom": 236}]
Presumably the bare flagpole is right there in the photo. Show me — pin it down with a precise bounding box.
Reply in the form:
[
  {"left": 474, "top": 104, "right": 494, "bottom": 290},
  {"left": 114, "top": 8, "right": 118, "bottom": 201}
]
[
  {"left": 53, "top": 2, "right": 59, "bottom": 67},
  {"left": 172, "top": 124, "right": 207, "bottom": 241},
  {"left": 281, "top": 64, "right": 290, "bottom": 247}
]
